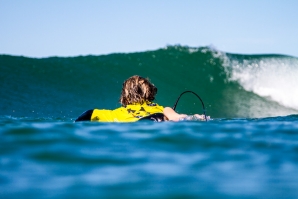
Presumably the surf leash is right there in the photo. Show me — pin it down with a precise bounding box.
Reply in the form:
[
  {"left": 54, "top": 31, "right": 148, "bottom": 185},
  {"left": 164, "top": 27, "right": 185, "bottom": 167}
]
[{"left": 172, "top": 91, "right": 208, "bottom": 121}]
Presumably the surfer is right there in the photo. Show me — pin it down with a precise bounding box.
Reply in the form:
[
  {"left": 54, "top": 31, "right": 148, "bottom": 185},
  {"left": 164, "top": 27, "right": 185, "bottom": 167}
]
[{"left": 75, "top": 75, "right": 207, "bottom": 122}]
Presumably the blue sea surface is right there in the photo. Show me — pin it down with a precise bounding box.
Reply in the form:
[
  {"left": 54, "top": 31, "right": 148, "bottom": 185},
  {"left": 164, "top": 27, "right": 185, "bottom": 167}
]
[
  {"left": 1, "top": 46, "right": 298, "bottom": 198},
  {"left": 1, "top": 115, "right": 298, "bottom": 199}
]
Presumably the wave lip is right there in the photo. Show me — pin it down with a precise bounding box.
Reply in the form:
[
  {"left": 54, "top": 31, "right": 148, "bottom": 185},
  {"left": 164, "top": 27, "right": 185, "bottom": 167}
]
[{"left": 224, "top": 54, "right": 298, "bottom": 111}]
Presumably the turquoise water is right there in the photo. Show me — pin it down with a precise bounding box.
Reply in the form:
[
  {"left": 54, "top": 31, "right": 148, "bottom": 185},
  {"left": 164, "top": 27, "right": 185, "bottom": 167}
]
[
  {"left": 1, "top": 116, "right": 298, "bottom": 199},
  {"left": 1, "top": 46, "right": 297, "bottom": 118},
  {"left": 1, "top": 46, "right": 298, "bottom": 198}
]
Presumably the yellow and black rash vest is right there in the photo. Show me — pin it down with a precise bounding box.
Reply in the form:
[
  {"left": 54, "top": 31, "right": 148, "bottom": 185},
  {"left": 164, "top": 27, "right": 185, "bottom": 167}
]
[{"left": 91, "top": 103, "right": 164, "bottom": 122}]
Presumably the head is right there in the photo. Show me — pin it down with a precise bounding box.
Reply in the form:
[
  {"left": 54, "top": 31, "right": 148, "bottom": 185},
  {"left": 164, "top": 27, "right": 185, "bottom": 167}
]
[{"left": 120, "top": 75, "right": 157, "bottom": 106}]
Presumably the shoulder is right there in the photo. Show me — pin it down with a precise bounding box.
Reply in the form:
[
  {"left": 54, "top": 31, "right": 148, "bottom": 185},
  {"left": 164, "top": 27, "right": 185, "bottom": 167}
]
[
  {"left": 147, "top": 102, "right": 164, "bottom": 110},
  {"left": 146, "top": 102, "right": 163, "bottom": 107}
]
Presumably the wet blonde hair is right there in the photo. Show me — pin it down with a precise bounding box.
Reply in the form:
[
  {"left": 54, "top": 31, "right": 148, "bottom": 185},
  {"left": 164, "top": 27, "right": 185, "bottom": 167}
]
[{"left": 120, "top": 75, "right": 157, "bottom": 106}]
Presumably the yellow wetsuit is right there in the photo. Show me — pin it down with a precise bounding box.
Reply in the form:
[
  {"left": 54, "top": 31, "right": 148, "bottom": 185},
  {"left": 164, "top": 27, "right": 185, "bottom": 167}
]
[{"left": 91, "top": 102, "right": 164, "bottom": 122}]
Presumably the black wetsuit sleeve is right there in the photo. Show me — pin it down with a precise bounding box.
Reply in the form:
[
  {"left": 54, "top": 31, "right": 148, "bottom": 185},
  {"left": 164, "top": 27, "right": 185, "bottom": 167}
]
[{"left": 75, "top": 109, "right": 94, "bottom": 122}]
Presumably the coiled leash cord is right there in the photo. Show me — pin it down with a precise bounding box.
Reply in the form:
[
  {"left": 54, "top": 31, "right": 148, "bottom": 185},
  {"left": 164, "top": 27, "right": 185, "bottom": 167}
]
[{"left": 172, "top": 91, "right": 208, "bottom": 121}]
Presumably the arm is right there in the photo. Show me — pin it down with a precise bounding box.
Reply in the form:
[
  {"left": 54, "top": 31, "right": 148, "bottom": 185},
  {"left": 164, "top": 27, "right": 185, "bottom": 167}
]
[
  {"left": 163, "top": 107, "right": 210, "bottom": 121},
  {"left": 163, "top": 107, "right": 187, "bottom": 121}
]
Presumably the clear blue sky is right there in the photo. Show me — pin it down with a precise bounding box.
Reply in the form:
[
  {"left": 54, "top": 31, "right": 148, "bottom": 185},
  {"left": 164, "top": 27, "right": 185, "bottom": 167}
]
[{"left": 1, "top": 0, "right": 298, "bottom": 58}]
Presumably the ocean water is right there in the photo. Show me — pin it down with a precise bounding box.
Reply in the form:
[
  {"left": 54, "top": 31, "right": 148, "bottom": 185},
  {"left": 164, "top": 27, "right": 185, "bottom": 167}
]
[{"left": 1, "top": 46, "right": 298, "bottom": 198}]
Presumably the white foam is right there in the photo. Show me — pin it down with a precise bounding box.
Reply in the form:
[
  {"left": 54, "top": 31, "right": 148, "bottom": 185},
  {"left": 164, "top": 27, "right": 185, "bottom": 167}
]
[{"left": 224, "top": 56, "right": 298, "bottom": 110}]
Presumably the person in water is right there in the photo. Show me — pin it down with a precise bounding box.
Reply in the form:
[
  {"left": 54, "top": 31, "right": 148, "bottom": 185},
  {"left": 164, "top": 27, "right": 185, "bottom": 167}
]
[{"left": 75, "top": 75, "right": 207, "bottom": 122}]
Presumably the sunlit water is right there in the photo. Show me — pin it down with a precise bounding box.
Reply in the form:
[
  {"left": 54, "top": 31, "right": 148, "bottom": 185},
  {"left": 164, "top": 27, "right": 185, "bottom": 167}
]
[{"left": 1, "top": 115, "right": 298, "bottom": 199}]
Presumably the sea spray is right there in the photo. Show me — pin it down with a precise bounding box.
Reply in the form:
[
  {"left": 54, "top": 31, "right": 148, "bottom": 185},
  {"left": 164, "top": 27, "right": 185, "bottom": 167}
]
[{"left": 223, "top": 54, "right": 298, "bottom": 110}]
